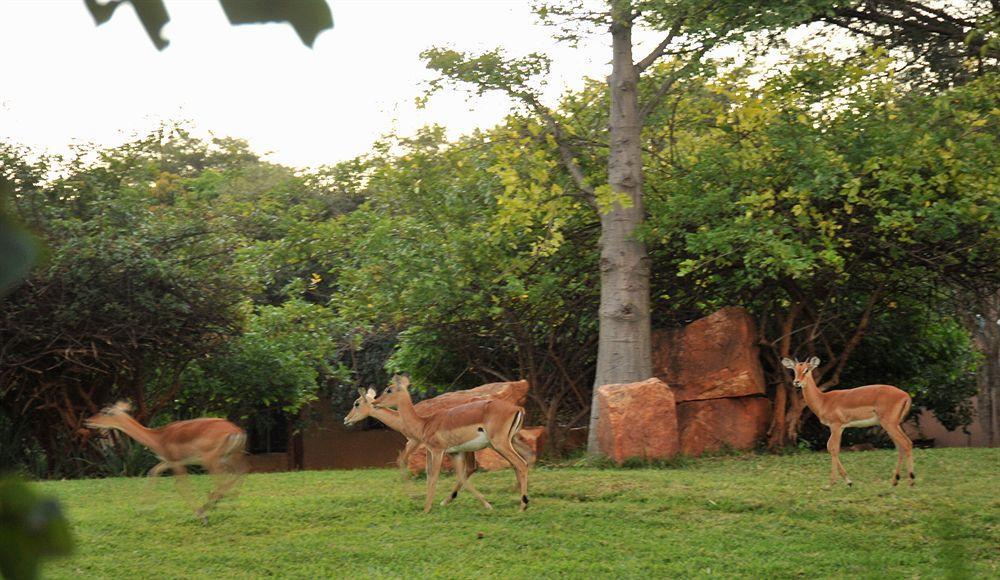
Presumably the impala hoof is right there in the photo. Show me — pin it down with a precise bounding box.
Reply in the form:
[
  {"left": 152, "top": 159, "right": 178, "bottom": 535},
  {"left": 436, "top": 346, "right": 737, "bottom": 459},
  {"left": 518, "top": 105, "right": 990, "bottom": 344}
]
[{"left": 483, "top": 502, "right": 493, "bottom": 510}]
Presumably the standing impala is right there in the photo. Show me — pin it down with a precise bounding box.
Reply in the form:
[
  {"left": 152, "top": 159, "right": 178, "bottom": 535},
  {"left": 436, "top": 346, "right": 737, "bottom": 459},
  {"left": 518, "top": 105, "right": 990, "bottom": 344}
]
[
  {"left": 85, "top": 402, "right": 247, "bottom": 523},
  {"left": 344, "top": 387, "right": 478, "bottom": 486},
  {"left": 374, "top": 375, "right": 531, "bottom": 512},
  {"left": 782, "top": 357, "right": 915, "bottom": 488}
]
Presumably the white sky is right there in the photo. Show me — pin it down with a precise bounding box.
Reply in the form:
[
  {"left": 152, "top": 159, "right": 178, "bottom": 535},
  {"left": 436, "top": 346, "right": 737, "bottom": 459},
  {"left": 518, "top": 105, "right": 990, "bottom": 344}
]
[{"left": 0, "top": 0, "right": 632, "bottom": 169}]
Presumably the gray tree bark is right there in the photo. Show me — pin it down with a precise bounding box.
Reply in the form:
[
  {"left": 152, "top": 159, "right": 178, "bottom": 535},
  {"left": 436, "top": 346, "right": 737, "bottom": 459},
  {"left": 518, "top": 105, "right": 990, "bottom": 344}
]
[{"left": 587, "top": 2, "right": 652, "bottom": 454}]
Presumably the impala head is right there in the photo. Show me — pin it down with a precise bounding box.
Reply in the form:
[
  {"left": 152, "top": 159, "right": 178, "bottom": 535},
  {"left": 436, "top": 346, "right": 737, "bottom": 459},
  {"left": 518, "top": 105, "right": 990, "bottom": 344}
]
[
  {"left": 343, "top": 387, "right": 378, "bottom": 426},
  {"left": 84, "top": 401, "right": 133, "bottom": 430},
  {"left": 372, "top": 374, "right": 411, "bottom": 408},
  {"left": 781, "top": 356, "right": 820, "bottom": 388}
]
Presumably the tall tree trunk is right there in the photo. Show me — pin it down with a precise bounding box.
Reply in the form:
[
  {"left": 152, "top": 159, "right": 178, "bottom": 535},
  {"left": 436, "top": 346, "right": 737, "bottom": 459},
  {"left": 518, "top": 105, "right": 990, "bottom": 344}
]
[{"left": 587, "top": 2, "right": 652, "bottom": 454}]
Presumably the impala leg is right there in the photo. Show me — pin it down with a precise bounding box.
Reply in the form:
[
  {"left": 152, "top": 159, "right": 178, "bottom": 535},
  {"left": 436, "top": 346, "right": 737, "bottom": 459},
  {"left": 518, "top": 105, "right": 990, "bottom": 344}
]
[
  {"left": 196, "top": 450, "right": 247, "bottom": 524},
  {"left": 825, "top": 426, "right": 851, "bottom": 489},
  {"left": 492, "top": 439, "right": 529, "bottom": 511},
  {"left": 884, "top": 422, "right": 915, "bottom": 486},
  {"left": 441, "top": 453, "right": 463, "bottom": 506},
  {"left": 196, "top": 458, "right": 225, "bottom": 524},
  {"left": 424, "top": 450, "right": 445, "bottom": 513},
  {"left": 168, "top": 463, "right": 203, "bottom": 520},
  {"left": 890, "top": 436, "right": 905, "bottom": 487},
  {"left": 397, "top": 439, "right": 418, "bottom": 481},
  {"left": 446, "top": 453, "right": 493, "bottom": 510},
  {"left": 144, "top": 461, "right": 171, "bottom": 502}
]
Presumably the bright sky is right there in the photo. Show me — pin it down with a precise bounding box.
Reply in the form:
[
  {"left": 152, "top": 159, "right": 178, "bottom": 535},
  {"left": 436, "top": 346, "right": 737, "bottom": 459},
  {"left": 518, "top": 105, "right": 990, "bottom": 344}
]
[{"left": 0, "top": 0, "right": 627, "bottom": 169}]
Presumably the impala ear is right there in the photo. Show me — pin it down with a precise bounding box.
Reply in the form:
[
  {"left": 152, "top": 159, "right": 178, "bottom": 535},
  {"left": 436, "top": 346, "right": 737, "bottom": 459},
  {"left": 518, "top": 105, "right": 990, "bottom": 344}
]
[
  {"left": 393, "top": 374, "right": 411, "bottom": 390},
  {"left": 357, "top": 387, "right": 367, "bottom": 398},
  {"left": 112, "top": 401, "right": 132, "bottom": 414},
  {"left": 366, "top": 387, "right": 376, "bottom": 401},
  {"left": 807, "top": 356, "right": 820, "bottom": 369},
  {"left": 780, "top": 358, "right": 796, "bottom": 369}
]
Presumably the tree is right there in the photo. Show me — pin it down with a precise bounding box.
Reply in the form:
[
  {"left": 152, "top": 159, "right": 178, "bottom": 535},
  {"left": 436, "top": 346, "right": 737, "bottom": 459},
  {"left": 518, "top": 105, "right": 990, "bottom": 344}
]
[
  {"left": 305, "top": 126, "right": 599, "bottom": 454},
  {"left": 420, "top": 0, "right": 749, "bottom": 454},
  {"left": 643, "top": 55, "right": 999, "bottom": 446}
]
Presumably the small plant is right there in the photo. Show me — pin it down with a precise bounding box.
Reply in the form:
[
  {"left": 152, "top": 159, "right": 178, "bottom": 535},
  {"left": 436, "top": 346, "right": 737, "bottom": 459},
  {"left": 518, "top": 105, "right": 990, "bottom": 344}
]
[{"left": 0, "top": 477, "right": 73, "bottom": 580}]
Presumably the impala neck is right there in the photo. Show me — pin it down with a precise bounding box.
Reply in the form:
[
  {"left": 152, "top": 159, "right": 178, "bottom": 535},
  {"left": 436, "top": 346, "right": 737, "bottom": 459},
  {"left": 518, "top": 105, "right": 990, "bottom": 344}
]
[
  {"left": 370, "top": 406, "right": 410, "bottom": 436},
  {"left": 109, "top": 414, "right": 164, "bottom": 455},
  {"left": 800, "top": 371, "right": 829, "bottom": 417},
  {"left": 394, "top": 390, "right": 427, "bottom": 435}
]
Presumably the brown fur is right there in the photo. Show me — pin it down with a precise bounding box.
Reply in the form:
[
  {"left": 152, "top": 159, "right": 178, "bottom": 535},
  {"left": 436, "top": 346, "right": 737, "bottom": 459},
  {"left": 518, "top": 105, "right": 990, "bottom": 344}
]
[
  {"left": 374, "top": 376, "right": 530, "bottom": 512},
  {"left": 782, "top": 358, "right": 915, "bottom": 488},
  {"left": 85, "top": 403, "right": 247, "bottom": 523}
]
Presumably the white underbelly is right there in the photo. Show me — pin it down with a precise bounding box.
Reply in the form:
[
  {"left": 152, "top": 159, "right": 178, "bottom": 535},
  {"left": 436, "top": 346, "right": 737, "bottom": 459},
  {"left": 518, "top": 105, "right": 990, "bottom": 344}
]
[
  {"left": 844, "top": 416, "right": 880, "bottom": 429},
  {"left": 446, "top": 431, "right": 491, "bottom": 453}
]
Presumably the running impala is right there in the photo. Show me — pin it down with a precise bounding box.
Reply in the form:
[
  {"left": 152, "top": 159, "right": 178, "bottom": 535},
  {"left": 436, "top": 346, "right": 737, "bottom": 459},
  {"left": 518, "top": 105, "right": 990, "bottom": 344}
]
[
  {"left": 85, "top": 402, "right": 247, "bottom": 523},
  {"left": 782, "top": 357, "right": 915, "bottom": 488},
  {"left": 374, "top": 375, "right": 531, "bottom": 512}
]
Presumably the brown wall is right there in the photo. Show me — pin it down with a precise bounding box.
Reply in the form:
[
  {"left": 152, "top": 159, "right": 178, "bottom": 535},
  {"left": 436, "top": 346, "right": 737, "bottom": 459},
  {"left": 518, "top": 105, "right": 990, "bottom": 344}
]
[
  {"left": 299, "top": 399, "right": 407, "bottom": 470},
  {"left": 905, "top": 395, "right": 994, "bottom": 448},
  {"left": 247, "top": 452, "right": 292, "bottom": 473}
]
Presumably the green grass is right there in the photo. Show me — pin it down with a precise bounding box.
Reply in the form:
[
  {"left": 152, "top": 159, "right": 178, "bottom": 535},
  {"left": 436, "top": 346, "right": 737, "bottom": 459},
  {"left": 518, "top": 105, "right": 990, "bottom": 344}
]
[{"left": 37, "top": 448, "right": 998, "bottom": 578}]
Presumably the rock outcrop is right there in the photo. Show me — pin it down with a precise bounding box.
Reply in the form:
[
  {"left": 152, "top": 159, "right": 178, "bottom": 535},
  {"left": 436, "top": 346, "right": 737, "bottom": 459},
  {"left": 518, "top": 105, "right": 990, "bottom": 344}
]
[
  {"left": 594, "top": 378, "right": 679, "bottom": 464},
  {"left": 675, "top": 396, "right": 771, "bottom": 456},
  {"left": 652, "top": 306, "right": 766, "bottom": 402}
]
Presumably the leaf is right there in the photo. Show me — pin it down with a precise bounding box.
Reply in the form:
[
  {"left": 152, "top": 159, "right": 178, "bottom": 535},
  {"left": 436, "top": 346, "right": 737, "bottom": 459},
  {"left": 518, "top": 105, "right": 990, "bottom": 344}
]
[
  {"left": 83, "top": 0, "right": 334, "bottom": 50},
  {"left": 84, "top": 0, "right": 170, "bottom": 50},
  {"left": 219, "top": 0, "right": 334, "bottom": 48},
  {"left": 0, "top": 216, "right": 37, "bottom": 297}
]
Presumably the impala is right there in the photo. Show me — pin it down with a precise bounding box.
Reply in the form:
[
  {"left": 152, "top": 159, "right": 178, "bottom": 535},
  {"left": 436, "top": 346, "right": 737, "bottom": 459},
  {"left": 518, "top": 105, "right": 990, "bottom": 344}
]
[
  {"left": 85, "top": 402, "right": 248, "bottom": 523},
  {"left": 344, "top": 388, "right": 479, "bottom": 490},
  {"left": 374, "top": 375, "right": 531, "bottom": 512},
  {"left": 782, "top": 357, "right": 915, "bottom": 488},
  {"left": 343, "top": 388, "right": 535, "bottom": 480}
]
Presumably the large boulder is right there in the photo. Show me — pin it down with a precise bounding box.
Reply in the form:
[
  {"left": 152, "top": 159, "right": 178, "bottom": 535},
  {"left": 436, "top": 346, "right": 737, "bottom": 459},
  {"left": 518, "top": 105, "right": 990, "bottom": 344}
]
[
  {"left": 652, "top": 306, "right": 766, "bottom": 402},
  {"left": 676, "top": 396, "right": 771, "bottom": 456},
  {"left": 407, "top": 427, "right": 545, "bottom": 473},
  {"left": 594, "top": 378, "right": 679, "bottom": 464}
]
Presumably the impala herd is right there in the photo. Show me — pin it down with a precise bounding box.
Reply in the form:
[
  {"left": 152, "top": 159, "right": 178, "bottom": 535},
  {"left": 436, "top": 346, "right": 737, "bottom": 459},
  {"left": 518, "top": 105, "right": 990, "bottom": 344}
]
[{"left": 85, "top": 360, "right": 917, "bottom": 523}]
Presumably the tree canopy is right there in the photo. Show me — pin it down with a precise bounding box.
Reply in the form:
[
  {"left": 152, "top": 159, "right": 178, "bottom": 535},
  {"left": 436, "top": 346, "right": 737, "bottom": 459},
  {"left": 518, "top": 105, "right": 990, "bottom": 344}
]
[{"left": 2, "top": 1, "right": 998, "bottom": 474}]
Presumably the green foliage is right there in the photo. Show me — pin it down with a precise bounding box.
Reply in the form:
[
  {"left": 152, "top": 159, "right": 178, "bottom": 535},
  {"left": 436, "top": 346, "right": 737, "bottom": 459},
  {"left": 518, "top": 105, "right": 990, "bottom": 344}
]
[
  {"left": 643, "top": 56, "right": 998, "bottom": 427},
  {"left": 848, "top": 306, "right": 982, "bottom": 431},
  {"left": 421, "top": 47, "right": 551, "bottom": 103},
  {"left": 34, "top": 449, "right": 1000, "bottom": 577},
  {"left": 0, "top": 127, "right": 358, "bottom": 475},
  {"left": 83, "top": 0, "right": 333, "bottom": 50},
  {"left": 179, "top": 299, "right": 350, "bottom": 420},
  {"left": 0, "top": 478, "right": 73, "bottom": 580}
]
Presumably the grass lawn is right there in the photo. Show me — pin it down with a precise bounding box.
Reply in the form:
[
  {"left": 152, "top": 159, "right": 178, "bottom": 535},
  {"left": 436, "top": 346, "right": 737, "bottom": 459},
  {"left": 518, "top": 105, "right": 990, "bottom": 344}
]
[{"left": 36, "top": 448, "right": 998, "bottom": 578}]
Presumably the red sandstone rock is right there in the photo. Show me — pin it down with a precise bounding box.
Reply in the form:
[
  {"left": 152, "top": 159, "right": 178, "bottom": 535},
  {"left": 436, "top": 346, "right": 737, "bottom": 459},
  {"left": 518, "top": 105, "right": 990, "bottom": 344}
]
[
  {"left": 676, "top": 396, "right": 771, "bottom": 456},
  {"left": 652, "top": 306, "right": 766, "bottom": 402},
  {"left": 594, "top": 378, "right": 679, "bottom": 464}
]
